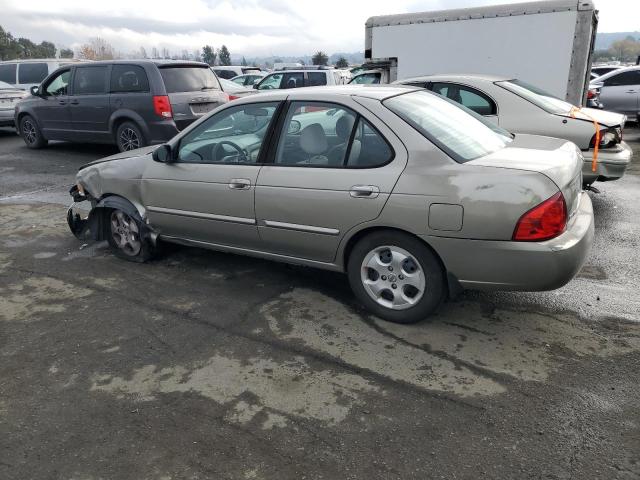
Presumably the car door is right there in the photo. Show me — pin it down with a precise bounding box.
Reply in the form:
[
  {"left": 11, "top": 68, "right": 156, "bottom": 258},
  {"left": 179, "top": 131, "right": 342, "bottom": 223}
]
[
  {"left": 69, "top": 65, "right": 112, "bottom": 142},
  {"left": 32, "top": 68, "right": 73, "bottom": 139},
  {"left": 141, "top": 101, "right": 281, "bottom": 249},
  {"left": 430, "top": 82, "right": 499, "bottom": 124},
  {"left": 255, "top": 98, "right": 406, "bottom": 263},
  {"left": 598, "top": 70, "right": 640, "bottom": 116}
]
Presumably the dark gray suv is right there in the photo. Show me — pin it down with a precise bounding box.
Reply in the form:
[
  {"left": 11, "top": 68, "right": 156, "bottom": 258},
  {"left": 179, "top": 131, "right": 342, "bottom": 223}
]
[{"left": 15, "top": 60, "right": 227, "bottom": 152}]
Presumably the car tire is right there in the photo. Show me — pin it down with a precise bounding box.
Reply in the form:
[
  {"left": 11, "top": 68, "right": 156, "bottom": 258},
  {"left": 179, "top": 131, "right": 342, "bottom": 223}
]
[
  {"left": 20, "top": 115, "right": 48, "bottom": 149},
  {"left": 116, "top": 121, "right": 146, "bottom": 153},
  {"left": 106, "top": 208, "right": 154, "bottom": 263},
  {"left": 347, "top": 231, "right": 446, "bottom": 324}
]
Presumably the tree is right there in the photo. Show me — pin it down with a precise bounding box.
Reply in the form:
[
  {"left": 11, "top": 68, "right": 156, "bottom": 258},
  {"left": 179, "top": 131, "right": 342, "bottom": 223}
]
[
  {"left": 312, "top": 51, "right": 329, "bottom": 66},
  {"left": 335, "top": 56, "right": 348, "bottom": 68},
  {"left": 218, "top": 45, "right": 231, "bottom": 66},
  {"left": 298, "top": 59, "right": 305, "bottom": 66},
  {"left": 59, "top": 48, "right": 74, "bottom": 59},
  {"left": 78, "top": 37, "right": 114, "bottom": 60},
  {"left": 193, "top": 49, "right": 201, "bottom": 62},
  {"left": 609, "top": 36, "right": 640, "bottom": 62},
  {"left": 78, "top": 44, "right": 97, "bottom": 60},
  {"left": 202, "top": 45, "right": 217, "bottom": 65},
  {"left": 139, "top": 46, "right": 147, "bottom": 59},
  {"left": 241, "top": 56, "right": 248, "bottom": 66},
  {"left": 151, "top": 47, "right": 159, "bottom": 59}
]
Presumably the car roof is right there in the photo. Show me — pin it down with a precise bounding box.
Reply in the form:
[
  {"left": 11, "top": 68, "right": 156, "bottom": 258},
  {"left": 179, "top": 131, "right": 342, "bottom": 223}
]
[
  {"left": 63, "top": 59, "right": 210, "bottom": 67},
  {"left": 234, "top": 85, "right": 418, "bottom": 103},
  {"left": 0, "top": 58, "right": 87, "bottom": 64},
  {"left": 594, "top": 65, "right": 640, "bottom": 82},
  {"left": 397, "top": 73, "right": 511, "bottom": 83}
]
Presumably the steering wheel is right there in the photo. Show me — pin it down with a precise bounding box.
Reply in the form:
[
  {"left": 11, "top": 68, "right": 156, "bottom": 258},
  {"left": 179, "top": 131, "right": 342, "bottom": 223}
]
[{"left": 212, "top": 140, "right": 249, "bottom": 163}]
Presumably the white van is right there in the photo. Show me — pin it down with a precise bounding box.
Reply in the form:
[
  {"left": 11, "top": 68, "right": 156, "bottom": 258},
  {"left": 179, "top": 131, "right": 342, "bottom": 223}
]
[{"left": 0, "top": 59, "right": 87, "bottom": 90}]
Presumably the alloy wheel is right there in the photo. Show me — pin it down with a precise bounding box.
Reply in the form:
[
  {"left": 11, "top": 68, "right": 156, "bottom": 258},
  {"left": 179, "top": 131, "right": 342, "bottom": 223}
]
[
  {"left": 119, "top": 128, "right": 140, "bottom": 151},
  {"left": 23, "top": 120, "right": 37, "bottom": 145},
  {"left": 360, "top": 245, "right": 426, "bottom": 310},
  {"left": 110, "top": 210, "right": 142, "bottom": 256}
]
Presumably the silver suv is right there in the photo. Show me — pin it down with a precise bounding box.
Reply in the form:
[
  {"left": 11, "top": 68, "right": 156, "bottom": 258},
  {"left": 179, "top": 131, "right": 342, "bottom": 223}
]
[{"left": 255, "top": 69, "right": 347, "bottom": 90}]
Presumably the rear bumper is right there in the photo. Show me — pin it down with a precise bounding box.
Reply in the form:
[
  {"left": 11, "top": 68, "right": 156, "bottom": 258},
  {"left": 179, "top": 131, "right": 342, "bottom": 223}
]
[
  {"left": 0, "top": 109, "right": 15, "bottom": 126},
  {"left": 582, "top": 141, "right": 632, "bottom": 184},
  {"left": 425, "top": 191, "right": 594, "bottom": 291},
  {"left": 145, "top": 120, "right": 181, "bottom": 145}
]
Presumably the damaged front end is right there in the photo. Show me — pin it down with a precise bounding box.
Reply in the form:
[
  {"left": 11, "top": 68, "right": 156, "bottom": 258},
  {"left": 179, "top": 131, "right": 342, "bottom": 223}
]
[{"left": 67, "top": 184, "right": 98, "bottom": 240}]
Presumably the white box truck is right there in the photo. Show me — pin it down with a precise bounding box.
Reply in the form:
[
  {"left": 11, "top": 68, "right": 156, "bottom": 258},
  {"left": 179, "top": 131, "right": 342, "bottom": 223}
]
[{"left": 363, "top": 0, "right": 598, "bottom": 105}]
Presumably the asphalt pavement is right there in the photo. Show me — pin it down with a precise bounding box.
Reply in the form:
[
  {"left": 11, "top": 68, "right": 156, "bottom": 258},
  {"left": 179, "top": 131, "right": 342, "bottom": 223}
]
[{"left": 0, "top": 125, "right": 639, "bottom": 479}]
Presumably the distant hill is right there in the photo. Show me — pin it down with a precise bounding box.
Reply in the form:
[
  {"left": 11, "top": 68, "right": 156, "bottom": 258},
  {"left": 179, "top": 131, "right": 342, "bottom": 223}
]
[{"left": 596, "top": 32, "right": 640, "bottom": 50}]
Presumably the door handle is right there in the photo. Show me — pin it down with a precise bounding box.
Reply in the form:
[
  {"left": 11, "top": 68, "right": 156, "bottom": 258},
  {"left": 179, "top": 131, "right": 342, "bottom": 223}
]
[
  {"left": 350, "top": 185, "right": 380, "bottom": 198},
  {"left": 70, "top": 100, "right": 79, "bottom": 105},
  {"left": 625, "top": 90, "right": 637, "bottom": 94},
  {"left": 57, "top": 100, "right": 67, "bottom": 105},
  {"left": 228, "top": 178, "right": 251, "bottom": 190}
]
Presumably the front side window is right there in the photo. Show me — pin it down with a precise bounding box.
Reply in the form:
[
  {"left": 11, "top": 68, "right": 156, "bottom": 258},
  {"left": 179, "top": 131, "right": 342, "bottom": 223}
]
[
  {"left": 350, "top": 73, "right": 380, "bottom": 85},
  {"left": 275, "top": 102, "right": 392, "bottom": 168},
  {"left": 603, "top": 70, "right": 640, "bottom": 87},
  {"left": 385, "top": 91, "right": 512, "bottom": 163},
  {"left": 177, "top": 102, "right": 279, "bottom": 164},
  {"left": 18, "top": 63, "right": 48, "bottom": 84},
  {"left": 231, "top": 76, "right": 245, "bottom": 86},
  {"left": 73, "top": 66, "right": 108, "bottom": 95},
  {"left": 257, "top": 73, "right": 283, "bottom": 90},
  {"left": 496, "top": 79, "right": 573, "bottom": 114},
  {"left": 160, "top": 66, "right": 220, "bottom": 93},
  {"left": 0, "top": 64, "right": 17, "bottom": 84},
  {"left": 44, "top": 69, "right": 71, "bottom": 96},
  {"left": 110, "top": 65, "right": 150, "bottom": 93}
]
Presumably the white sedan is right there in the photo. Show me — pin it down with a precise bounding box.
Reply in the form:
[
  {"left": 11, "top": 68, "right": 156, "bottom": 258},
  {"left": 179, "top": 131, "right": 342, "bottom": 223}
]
[{"left": 395, "top": 74, "right": 632, "bottom": 186}]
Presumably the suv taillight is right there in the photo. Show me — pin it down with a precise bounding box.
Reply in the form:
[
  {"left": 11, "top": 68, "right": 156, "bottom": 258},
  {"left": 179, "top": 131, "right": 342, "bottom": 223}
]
[
  {"left": 513, "top": 192, "right": 567, "bottom": 242},
  {"left": 153, "top": 95, "right": 172, "bottom": 118}
]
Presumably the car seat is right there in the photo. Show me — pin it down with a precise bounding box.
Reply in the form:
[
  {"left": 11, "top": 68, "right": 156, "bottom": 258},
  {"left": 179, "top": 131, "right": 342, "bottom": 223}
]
[{"left": 299, "top": 123, "right": 329, "bottom": 165}]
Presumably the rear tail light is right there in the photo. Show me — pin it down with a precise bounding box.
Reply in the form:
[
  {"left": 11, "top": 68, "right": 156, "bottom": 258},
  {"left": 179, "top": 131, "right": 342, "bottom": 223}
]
[
  {"left": 589, "top": 127, "right": 620, "bottom": 149},
  {"left": 513, "top": 192, "right": 567, "bottom": 242},
  {"left": 228, "top": 94, "right": 240, "bottom": 101},
  {"left": 153, "top": 95, "right": 172, "bottom": 118},
  {"left": 586, "top": 88, "right": 597, "bottom": 100}
]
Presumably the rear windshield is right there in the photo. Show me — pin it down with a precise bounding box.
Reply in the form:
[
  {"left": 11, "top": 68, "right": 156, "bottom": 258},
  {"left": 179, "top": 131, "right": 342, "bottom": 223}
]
[
  {"left": 384, "top": 90, "right": 512, "bottom": 163},
  {"left": 159, "top": 66, "right": 220, "bottom": 93},
  {"left": 496, "top": 79, "right": 574, "bottom": 114}
]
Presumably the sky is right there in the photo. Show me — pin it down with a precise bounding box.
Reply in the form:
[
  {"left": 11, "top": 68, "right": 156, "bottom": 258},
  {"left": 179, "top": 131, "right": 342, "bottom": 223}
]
[{"left": 0, "top": 0, "right": 638, "bottom": 57}]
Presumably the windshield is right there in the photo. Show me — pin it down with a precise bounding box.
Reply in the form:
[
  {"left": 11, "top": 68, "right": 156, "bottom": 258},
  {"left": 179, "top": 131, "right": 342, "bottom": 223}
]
[
  {"left": 496, "top": 79, "right": 574, "bottom": 114},
  {"left": 159, "top": 66, "right": 220, "bottom": 93},
  {"left": 384, "top": 90, "right": 512, "bottom": 163}
]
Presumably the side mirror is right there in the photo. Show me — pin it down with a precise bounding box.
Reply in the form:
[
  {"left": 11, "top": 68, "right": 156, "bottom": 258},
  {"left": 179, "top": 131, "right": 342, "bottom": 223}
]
[
  {"left": 152, "top": 144, "right": 174, "bottom": 163},
  {"left": 253, "top": 83, "right": 258, "bottom": 89},
  {"left": 30, "top": 85, "right": 40, "bottom": 97}
]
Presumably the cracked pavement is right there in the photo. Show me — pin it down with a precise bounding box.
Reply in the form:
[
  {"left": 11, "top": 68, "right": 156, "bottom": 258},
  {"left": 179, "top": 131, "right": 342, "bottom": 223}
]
[{"left": 0, "top": 126, "right": 639, "bottom": 479}]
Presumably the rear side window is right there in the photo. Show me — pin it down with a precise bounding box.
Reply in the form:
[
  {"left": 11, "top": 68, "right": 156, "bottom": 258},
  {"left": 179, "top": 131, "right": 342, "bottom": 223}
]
[
  {"left": 73, "top": 66, "right": 108, "bottom": 95},
  {"left": 435, "top": 83, "right": 497, "bottom": 116},
  {"left": 282, "top": 72, "right": 304, "bottom": 89},
  {"left": 110, "top": 65, "right": 150, "bottom": 93},
  {"left": 215, "top": 69, "right": 236, "bottom": 80},
  {"left": 347, "top": 118, "right": 393, "bottom": 167},
  {"left": 350, "top": 73, "right": 380, "bottom": 85},
  {"left": 603, "top": 70, "right": 640, "bottom": 87},
  {"left": 18, "top": 63, "right": 48, "bottom": 84},
  {"left": 307, "top": 72, "right": 327, "bottom": 87},
  {"left": 160, "top": 66, "right": 220, "bottom": 93},
  {"left": 0, "top": 64, "right": 17, "bottom": 84}
]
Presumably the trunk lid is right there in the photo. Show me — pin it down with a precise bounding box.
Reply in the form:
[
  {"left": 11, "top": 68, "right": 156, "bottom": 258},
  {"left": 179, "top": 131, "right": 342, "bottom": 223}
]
[
  {"left": 158, "top": 65, "right": 228, "bottom": 130},
  {"left": 558, "top": 107, "right": 626, "bottom": 128},
  {"left": 468, "top": 134, "right": 583, "bottom": 218}
]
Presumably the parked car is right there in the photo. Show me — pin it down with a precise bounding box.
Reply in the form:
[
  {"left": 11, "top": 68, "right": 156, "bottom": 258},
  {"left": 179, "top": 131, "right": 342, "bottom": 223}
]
[
  {"left": 254, "top": 69, "right": 347, "bottom": 90},
  {"left": 219, "top": 77, "right": 257, "bottom": 99},
  {"left": 349, "top": 70, "right": 382, "bottom": 85},
  {"left": 591, "top": 65, "right": 623, "bottom": 77},
  {"left": 230, "top": 72, "right": 266, "bottom": 87},
  {"left": 67, "top": 86, "right": 593, "bottom": 324},
  {"left": 0, "top": 58, "right": 86, "bottom": 90},
  {"left": 589, "top": 66, "right": 640, "bottom": 122},
  {"left": 15, "top": 60, "right": 227, "bottom": 152},
  {"left": 212, "top": 66, "right": 262, "bottom": 80},
  {"left": 395, "top": 74, "right": 632, "bottom": 186},
  {"left": 0, "top": 81, "right": 29, "bottom": 127}
]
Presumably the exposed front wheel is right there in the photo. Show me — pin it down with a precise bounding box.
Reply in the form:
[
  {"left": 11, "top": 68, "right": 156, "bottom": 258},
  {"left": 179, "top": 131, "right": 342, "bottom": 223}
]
[
  {"left": 347, "top": 231, "right": 446, "bottom": 324},
  {"left": 20, "top": 115, "right": 48, "bottom": 149},
  {"left": 107, "top": 209, "right": 154, "bottom": 262},
  {"left": 116, "top": 122, "right": 146, "bottom": 152}
]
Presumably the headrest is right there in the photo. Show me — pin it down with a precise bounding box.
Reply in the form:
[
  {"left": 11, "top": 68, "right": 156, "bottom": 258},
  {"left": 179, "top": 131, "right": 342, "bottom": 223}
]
[
  {"left": 300, "top": 123, "right": 328, "bottom": 155},
  {"left": 335, "top": 115, "right": 355, "bottom": 141}
]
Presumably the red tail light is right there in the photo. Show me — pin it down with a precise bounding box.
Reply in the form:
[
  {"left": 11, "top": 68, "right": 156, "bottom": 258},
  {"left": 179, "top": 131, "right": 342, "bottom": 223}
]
[
  {"left": 513, "top": 192, "right": 567, "bottom": 241},
  {"left": 587, "top": 89, "right": 596, "bottom": 99},
  {"left": 153, "top": 95, "right": 172, "bottom": 118},
  {"left": 228, "top": 94, "right": 240, "bottom": 101}
]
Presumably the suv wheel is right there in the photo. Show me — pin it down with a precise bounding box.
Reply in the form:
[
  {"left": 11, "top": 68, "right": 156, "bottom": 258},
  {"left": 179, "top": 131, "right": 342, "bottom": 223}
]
[
  {"left": 347, "top": 231, "right": 446, "bottom": 324},
  {"left": 20, "top": 115, "right": 48, "bottom": 149},
  {"left": 116, "top": 122, "right": 146, "bottom": 152}
]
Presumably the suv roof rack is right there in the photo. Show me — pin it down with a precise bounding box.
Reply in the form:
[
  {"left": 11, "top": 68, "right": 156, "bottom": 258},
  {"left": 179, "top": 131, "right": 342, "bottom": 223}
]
[{"left": 278, "top": 65, "right": 335, "bottom": 71}]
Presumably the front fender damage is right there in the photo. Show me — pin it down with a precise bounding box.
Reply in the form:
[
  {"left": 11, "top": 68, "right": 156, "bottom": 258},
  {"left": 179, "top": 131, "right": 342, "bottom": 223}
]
[{"left": 67, "top": 185, "right": 157, "bottom": 245}]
